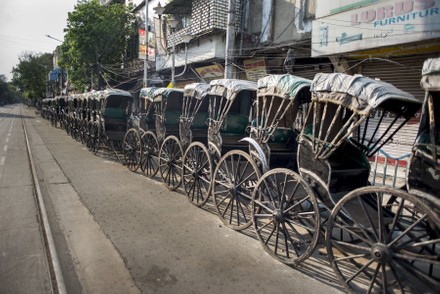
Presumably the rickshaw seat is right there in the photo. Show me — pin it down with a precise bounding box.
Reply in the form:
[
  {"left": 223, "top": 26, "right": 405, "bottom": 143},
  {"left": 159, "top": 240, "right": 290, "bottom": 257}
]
[
  {"left": 192, "top": 112, "right": 209, "bottom": 129},
  {"left": 270, "top": 127, "right": 295, "bottom": 143},
  {"left": 104, "top": 108, "right": 126, "bottom": 119},
  {"left": 221, "top": 114, "right": 249, "bottom": 135},
  {"left": 165, "top": 111, "right": 180, "bottom": 126}
]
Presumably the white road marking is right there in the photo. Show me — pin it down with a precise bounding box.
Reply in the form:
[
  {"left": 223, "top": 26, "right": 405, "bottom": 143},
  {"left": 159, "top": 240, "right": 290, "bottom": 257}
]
[
  {"left": 0, "top": 156, "right": 5, "bottom": 166},
  {"left": 5, "top": 138, "right": 9, "bottom": 143},
  {"left": 3, "top": 145, "right": 7, "bottom": 152}
]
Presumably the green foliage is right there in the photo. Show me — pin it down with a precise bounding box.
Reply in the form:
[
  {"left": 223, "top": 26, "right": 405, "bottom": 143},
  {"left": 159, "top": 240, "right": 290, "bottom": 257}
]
[
  {"left": 59, "top": 0, "right": 136, "bottom": 91},
  {"left": 11, "top": 52, "right": 52, "bottom": 100},
  {"left": 0, "top": 75, "right": 21, "bottom": 104}
]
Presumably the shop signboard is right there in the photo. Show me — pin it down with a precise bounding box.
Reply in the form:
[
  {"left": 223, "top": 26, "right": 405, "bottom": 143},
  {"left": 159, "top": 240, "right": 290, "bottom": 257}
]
[
  {"left": 195, "top": 64, "right": 224, "bottom": 81},
  {"left": 243, "top": 58, "right": 267, "bottom": 82},
  {"left": 312, "top": 0, "right": 440, "bottom": 57},
  {"left": 139, "top": 28, "right": 156, "bottom": 61}
]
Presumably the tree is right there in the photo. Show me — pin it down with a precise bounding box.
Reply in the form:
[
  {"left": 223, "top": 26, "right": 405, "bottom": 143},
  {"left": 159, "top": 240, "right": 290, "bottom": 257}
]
[
  {"left": 11, "top": 52, "right": 52, "bottom": 101},
  {"left": 59, "top": 0, "right": 136, "bottom": 91},
  {"left": 0, "top": 75, "right": 21, "bottom": 105}
]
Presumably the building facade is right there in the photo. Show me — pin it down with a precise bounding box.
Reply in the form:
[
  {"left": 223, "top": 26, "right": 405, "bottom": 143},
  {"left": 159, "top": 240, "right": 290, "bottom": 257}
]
[{"left": 312, "top": 0, "right": 440, "bottom": 158}]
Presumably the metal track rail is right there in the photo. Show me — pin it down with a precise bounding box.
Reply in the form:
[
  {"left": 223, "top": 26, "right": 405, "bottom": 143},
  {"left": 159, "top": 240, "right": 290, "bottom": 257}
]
[{"left": 20, "top": 107, "right": 67, "bottom": 294}]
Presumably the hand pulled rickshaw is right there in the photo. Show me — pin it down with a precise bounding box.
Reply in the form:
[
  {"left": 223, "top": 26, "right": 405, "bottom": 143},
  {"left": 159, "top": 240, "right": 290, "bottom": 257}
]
[
  {"left": 40, "top": 98, "right": 51, "bottom": 120},
  {"left": 228, "top": 74, "right": 319, "bottom": 263},
  {"left": 182, "top": 79, "right": 258, "bottom": 230},
  {"left": 52, "top": 95, "right": 66, "bottom": 128},
  {"left": 159, "top": 83, "right": 210, "bottom": 191},
  {"left": 70, "top": 94, "right": 83, "bottom": 141},
  {"left": 122, "top": 88, "right": 155, "bottom": 172},
  {"left": 57, "top": 95, "right": 69, "bottom": 131},
  {"left": 77, "top": 93, "right": 90, "bottom": 145},
  {"left": 86, "top": 91, "right": 102, "bottom": 153},
  {"left": 87, "top": 89, "right": 133, "bottom": 161},
  {"left": 124, "top": 87, "right": 184, "bottom": 178},
  {"left": 324, "top": 60, "right": 440, "bottom": 293},
  {"left": 251, "top": 72, "right": 423, "bottom": 268},
  {"left": 64, "top": 94, "right": 76, "bottom": 138}
]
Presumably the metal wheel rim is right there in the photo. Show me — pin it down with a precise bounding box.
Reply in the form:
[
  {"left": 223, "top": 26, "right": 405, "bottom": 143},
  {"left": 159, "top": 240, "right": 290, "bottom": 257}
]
[
  {"left": 212, "top": 150, "right": 261, "bottom": 231},
  {"left": 123, "top": 129, "right": 142, "bottom": 172},
  {"left": 326, "top": 186, "right": 440, "bottom": 293},
  {"left": 140, "top": 131, "right": 159, "bottom": 178},
  {"left": 182, "top": 142, "right": 212, "bottom": 207},
  {"left": 252, "top": 168, "right": 320, "bottom": 265},
  {"left": 159, "top": 136, "right": 183, "bottom": 191}
]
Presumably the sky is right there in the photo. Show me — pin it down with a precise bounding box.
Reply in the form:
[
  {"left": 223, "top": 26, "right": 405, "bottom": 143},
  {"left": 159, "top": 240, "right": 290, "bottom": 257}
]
[{"left": 0, "top": 0, "right": 78, "bottom": 81}]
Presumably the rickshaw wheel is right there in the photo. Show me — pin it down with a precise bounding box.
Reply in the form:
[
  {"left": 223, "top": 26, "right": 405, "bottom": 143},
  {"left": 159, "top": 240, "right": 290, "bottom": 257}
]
[
  {"left": 86, "top": 122, "right": 93, "bottom": 149},
  {"left": 252, "top": 168, "right": 320, "bottom": 265},
  {"left": 159, "top": 136, "right": 183, "bottom": 191},
  {"left": 140, "top": 131, "right": 159, "bottom": 178},
  {"left": 81, "top": 120, "right": 88, "bottom": 145},
  {"left": 182, "top": 142, "right": 212, "bottom": 207},
  {"left": 326, "top": 186, "right": 440, "bottom": 293},
  {"left": 123, "top": 128, "right": 142, "bottom": 172},
  {"left": 88, "top": 122, "right": 99, "bottom": 154},
  {"left": 212, "top": 150, "right": 260, "bottom": 231}
]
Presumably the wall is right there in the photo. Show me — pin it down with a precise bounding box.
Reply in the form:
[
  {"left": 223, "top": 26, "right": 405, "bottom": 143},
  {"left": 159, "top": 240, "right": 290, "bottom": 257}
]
[
  {"left": 312, "top": 0, "right": 440, "bottom": 57},
  {"left": 248, "top": 0, "right": 314, "bottom": 46}
]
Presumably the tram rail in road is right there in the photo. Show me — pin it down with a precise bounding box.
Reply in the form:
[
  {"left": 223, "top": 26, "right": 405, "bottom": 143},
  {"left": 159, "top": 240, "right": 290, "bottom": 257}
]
[{"left": 21, "top": 107, "right": 67, "bottom": 294}]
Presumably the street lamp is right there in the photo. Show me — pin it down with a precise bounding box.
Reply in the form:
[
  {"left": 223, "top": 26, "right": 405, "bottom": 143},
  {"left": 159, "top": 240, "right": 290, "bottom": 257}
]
[
  {"left": 45, "top": 34, "right": 68, "bottom": 94},
  {"left": 153, "top": 2, "right": 165, "bottom": 17},
  {"left": 45, "top": 34, "right": 63, "bottom": 43}
]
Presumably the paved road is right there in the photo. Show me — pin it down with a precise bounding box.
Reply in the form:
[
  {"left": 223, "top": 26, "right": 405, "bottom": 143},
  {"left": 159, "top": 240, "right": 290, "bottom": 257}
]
[
  {"left": 2, "top": 104, "right": 345, "bottom": 293},
  {"left": 0, "top": 105, "right": 52, "bottom": 293}
]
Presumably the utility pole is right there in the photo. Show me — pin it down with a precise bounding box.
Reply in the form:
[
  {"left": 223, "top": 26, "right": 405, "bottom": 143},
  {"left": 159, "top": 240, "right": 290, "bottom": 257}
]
[
  {"left": 143, "top": 0, "right": 148, "bottom": 87},
  {"left": 224, "top": 0, "right": 235, "bottom": 79}
]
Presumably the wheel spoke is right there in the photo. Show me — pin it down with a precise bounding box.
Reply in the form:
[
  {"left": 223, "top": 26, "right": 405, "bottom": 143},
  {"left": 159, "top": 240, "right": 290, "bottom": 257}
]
[
  {"left": 394, "top": 252, "right": 440, "bottom": 266},
  {"left": 255, "top": 218, "right": 275, "bottom": 232},
  {"left": 331, "top": 239, "right": 370, "bottom": 253},
  {"left": 367, "top": 263, "right": 381, "bottom": 293},
  {"left": 283, "top": 195, "right": 311, "bottom": 215},
  {"left": 254, "top": 199, "right": 274, "bottom": 213},
  {"left": 237, "top": 198, "right": 248, "bottom": 224},
  {"left": 284, "top": 219, "right": 307, "bottom": 244},
  {"left": 264, "top": 225, "right": 277, "bottom": 246},
  {"left": 388, "top": 213, "right": 429, "bottom": 247},
  {"left": 358, "top": 194, "right": 380, "bottom": 242},
  {"left": 341, "top": 258, "right": 375, "bottom": 285}
]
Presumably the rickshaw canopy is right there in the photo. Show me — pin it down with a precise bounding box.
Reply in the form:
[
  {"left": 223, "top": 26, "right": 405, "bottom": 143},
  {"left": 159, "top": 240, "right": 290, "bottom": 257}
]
[
  {"left": 257, "top": 74, "right": 311, "bottom": 100},
  {"left": 139, "top": 87, "right": 159, "bottom": 102},
  {"left": 311, "top": 73, "right": 421, "bottom": 116},
  {"left": 421, "top": 57, "right": 440, "bottom": 91},
  {"left": 209, "top": 79, "right": 257, "bottom": 101},
  {"left": 151, "top": 88, "right": 184, "bottom": 102},
  {"left": 184, "top": 83, "right": 210, "bottom": 100}
]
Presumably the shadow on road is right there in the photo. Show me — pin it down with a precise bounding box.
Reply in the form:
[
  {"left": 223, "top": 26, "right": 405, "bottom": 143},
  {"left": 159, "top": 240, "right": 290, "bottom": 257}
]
[{"left": 0, "top": 112, "right": 34, "bottom": 119}]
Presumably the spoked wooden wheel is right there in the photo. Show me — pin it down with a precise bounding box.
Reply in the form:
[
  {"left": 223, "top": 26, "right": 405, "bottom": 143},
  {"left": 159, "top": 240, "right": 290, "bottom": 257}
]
[
  {"left": 182, "top": 142, "right": 212, "bottom": 207},
  {"left": 252, "top": 168, "right": 320, "bottom": 265},
  {"left": 159, "top": 136, "right": 183, "bottom": 191},
  {"left": 88, "top": 122, "right": 99, "bottom": 154},
  {"left": 81, "top": 120, "right": 88, "bottom": 145},
  {"left": 86, "top": 122, "right": 93, "bottom": 149},
  {"left": 212, "top": 150, "right": 260, "bottom": 230},
  {"left": 326, "top": 186, "right": 440, "bottom": 293},
  {"left": 140, "top": 131, "right": 159, "bottom": 178},
  {"left": 123, "top": 128, "right": 142, "bottom": 172}
]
